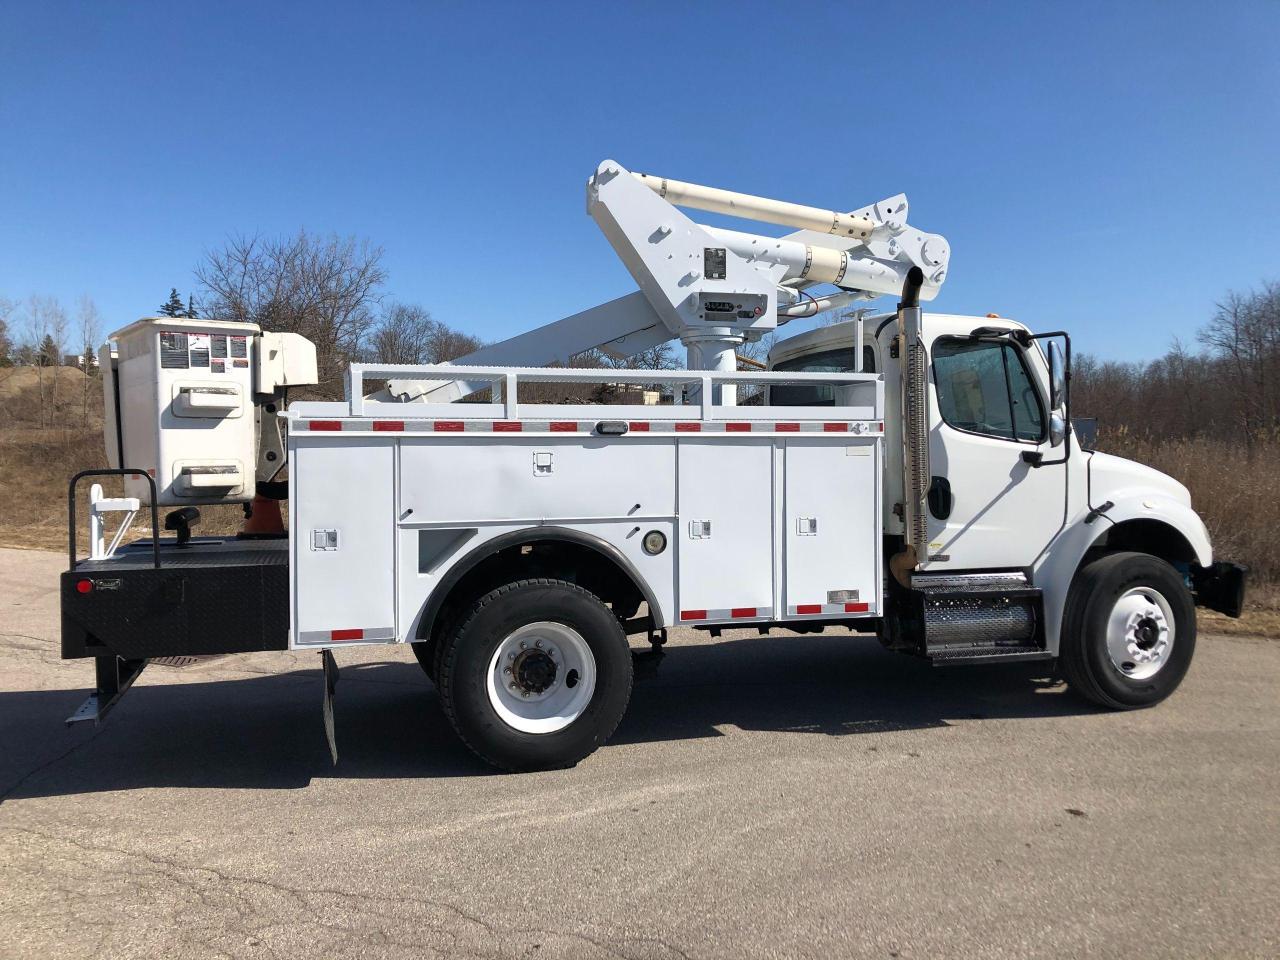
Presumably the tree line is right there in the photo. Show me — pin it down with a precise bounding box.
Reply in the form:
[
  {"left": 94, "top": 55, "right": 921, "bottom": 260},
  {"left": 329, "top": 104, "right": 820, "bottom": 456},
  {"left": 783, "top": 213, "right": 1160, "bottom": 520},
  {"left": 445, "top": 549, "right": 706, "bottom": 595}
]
[
  {"left": 1072, "top": 281, "right": 1280, "bottom": 451},
  {"left": 3, "top": 225, "right": 1275, "bottom": 436}
]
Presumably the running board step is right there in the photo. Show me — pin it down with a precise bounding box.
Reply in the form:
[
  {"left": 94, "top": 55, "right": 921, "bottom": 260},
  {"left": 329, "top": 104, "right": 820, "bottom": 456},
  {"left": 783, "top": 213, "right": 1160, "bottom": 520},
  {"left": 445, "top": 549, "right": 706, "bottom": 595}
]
[{"left": 927, "top": 645, "right": 1052, "bottom": 666}]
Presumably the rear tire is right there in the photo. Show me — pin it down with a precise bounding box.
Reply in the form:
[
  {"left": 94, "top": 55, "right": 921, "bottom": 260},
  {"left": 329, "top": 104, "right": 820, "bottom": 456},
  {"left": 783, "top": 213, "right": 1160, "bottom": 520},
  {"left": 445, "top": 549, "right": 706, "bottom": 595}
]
[
  {"left": 437, "top": 579, "right": 633, "bottom": 771},
  {"left": 1060, "top": 551, "right": 1196, "bottom": 709}
]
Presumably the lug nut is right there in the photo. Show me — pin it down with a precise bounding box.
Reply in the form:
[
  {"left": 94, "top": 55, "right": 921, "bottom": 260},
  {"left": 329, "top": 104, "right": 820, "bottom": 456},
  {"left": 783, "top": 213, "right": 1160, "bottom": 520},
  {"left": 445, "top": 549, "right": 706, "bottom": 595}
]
[
  {"left": 535, "top": 640, "right": 543, "bottom": 648},
  {"left": 520, "top": 641, "right": 527, "bottom": 649},
  {"left": 503, "top": 666, "right": 511, "bottom": 675}
]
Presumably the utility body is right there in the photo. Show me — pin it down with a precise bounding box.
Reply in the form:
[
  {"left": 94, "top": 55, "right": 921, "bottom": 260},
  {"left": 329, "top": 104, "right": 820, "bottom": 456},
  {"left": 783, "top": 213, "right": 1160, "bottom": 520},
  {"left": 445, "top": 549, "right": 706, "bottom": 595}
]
[{"left": 61, "top": 161, "right": 1246, "bottom": 770}]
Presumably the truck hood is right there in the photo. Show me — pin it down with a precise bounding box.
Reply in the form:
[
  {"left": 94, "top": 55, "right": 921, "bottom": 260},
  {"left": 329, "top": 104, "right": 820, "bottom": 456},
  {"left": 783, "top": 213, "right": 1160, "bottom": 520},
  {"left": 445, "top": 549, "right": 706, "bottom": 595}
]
[{"left": 1088, "top": 451, "right": 1192, "bottom": 509}]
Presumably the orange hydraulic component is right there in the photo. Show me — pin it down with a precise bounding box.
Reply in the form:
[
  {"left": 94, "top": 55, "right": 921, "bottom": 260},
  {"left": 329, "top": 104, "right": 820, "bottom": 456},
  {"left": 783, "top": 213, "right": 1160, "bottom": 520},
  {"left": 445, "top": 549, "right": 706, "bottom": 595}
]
[{"left": 242, "top": 493, "right": 285, "bottom": 535}]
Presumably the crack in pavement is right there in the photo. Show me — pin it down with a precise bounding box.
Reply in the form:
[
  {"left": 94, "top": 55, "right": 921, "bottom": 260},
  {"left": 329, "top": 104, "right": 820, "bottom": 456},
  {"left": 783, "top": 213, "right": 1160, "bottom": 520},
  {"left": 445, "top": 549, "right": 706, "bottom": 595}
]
[{"left": 1, "top": 825, "right": 695, "bottom": 960}]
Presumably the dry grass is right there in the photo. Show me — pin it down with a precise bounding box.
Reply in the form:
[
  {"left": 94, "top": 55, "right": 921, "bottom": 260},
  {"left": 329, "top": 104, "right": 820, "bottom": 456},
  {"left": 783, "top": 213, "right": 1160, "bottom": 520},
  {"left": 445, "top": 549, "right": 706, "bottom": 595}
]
[
  {"left": 1, "top": 375, "right": 1276, "bottom": 635},
  {"left": 1094, "top": 430, "right": 1280, "bottom": 584},
  {"left": 0, "top": 427, "right": 247, "bottom": 553}
]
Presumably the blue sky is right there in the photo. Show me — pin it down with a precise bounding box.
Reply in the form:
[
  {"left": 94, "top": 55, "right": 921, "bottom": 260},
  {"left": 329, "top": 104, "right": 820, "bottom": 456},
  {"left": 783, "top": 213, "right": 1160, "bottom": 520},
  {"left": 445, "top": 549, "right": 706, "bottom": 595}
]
[{"left": 1, "top": 1, "right": 1277, "bottom": 360}]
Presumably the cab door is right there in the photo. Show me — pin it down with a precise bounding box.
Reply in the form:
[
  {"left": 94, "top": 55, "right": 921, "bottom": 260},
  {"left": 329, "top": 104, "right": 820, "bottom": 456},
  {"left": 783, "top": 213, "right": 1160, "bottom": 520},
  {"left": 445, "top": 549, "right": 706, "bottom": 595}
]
[{"left": 921, "top": 330, "right": 1065, "bottom": 570}]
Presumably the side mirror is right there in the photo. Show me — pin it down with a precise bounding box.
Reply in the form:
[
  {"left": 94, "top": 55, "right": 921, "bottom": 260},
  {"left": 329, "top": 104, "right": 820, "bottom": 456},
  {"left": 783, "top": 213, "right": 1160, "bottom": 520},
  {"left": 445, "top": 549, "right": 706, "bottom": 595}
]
[
  {"left": 1049, "top": 411, "right": 1067, "bottom": 448},
  {"left": 1049, "top": 341, "right": 1066, "bottom": 411}
]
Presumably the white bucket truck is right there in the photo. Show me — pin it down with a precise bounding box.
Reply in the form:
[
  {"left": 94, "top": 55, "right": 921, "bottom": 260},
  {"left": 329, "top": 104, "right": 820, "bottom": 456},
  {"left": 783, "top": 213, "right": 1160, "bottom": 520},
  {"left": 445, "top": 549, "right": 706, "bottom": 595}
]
[{"left": 61, "top": 161, "right": 1246, "bottom": 770}]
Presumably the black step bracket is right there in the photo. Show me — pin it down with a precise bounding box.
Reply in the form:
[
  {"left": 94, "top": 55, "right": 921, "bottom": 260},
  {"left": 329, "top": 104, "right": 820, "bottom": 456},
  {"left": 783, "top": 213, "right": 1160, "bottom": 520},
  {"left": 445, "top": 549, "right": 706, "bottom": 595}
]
[{"left": 66, "top": 656, "right": 148, "bottom": 726}]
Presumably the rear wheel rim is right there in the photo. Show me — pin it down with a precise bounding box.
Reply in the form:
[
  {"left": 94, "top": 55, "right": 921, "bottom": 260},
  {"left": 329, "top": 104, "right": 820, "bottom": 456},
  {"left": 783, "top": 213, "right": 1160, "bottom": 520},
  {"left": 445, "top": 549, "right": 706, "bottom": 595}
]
[
  {"left": 486, "top": 621, "right": 597, "bottom": 734},
  {"left": 1105, "top": 586, "right": 1175, "bottom": 681}
]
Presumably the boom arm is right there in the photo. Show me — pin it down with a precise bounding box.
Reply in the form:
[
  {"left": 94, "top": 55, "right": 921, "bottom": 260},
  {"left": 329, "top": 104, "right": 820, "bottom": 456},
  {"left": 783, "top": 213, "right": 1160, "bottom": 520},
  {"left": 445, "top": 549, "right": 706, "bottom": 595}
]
[{"left": 379, "top": 159, "right": 949, "bottom": 404}]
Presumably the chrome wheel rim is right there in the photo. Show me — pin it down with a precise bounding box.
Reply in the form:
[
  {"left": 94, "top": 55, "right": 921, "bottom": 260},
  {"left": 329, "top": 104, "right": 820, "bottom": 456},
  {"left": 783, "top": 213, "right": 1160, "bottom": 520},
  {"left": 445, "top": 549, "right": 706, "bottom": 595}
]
[
  {"left": 1105, "top": 586, "right": 1175, "bottom": 681},
  {"left": 486, "top": 621, "right": 596, "bottom": 734}
]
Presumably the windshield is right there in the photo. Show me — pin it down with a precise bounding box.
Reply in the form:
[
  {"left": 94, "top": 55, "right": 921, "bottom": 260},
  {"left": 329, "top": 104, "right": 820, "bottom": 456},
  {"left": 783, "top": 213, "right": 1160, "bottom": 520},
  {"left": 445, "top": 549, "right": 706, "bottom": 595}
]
[{"left": 770, "top": 345, "right": 876, "bottom": 406}]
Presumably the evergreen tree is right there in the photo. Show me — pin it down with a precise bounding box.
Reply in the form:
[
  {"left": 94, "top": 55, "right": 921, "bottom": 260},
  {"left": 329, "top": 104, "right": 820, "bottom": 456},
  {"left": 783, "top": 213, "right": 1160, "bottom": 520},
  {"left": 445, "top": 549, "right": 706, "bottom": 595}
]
[
  {"left": 38, "top": 333, "right": 59, "bottom": 366},
  {"left": 159, "top": 288, "right": 185, "bottom": 317},
  {"left": 185, "top": 295, "right": 199, "bottom": 318}
]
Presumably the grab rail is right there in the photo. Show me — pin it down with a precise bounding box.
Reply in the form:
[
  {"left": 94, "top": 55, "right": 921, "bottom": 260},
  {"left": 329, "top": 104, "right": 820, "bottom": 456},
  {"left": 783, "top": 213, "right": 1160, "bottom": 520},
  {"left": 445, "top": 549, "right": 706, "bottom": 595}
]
[
  {"left": 345, "top": 363, "right": 881, "bottom": 419},
  {"left": 68, "top": 469, "right": 161, "bottom": 571}
]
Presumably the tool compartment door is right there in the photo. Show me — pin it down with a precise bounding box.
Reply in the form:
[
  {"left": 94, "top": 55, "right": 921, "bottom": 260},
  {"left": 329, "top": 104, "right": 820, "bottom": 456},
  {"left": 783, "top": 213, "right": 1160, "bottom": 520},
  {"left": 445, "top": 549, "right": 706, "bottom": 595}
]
[
  {"left": 291, "top": 436, "right": 397, "bottom": 645},
  {"left": 676, "top": 439, "right": 774, "bottom": 619},
  {"left": 784, "top": 438, "right": 881, "bottom": 613}
]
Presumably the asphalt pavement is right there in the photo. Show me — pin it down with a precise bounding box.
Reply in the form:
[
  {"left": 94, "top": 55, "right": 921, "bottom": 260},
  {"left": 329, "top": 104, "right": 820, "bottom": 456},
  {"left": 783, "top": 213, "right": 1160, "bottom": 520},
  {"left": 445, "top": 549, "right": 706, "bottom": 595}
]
[{"left": 1, "top": 546, "right": 1277, "bottom": 959}]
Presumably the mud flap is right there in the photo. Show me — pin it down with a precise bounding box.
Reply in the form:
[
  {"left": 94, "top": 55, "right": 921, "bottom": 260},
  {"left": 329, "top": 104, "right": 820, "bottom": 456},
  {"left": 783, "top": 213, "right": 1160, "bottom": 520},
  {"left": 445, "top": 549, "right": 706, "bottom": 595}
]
[{"left": 322, "top": 649, "right": 339, "bottom": 765}]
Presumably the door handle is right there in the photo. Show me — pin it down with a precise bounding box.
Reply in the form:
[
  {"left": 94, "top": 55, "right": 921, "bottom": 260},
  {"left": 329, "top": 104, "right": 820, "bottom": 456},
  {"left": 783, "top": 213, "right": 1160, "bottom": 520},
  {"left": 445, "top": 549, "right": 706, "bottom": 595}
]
[{"left": 927, "top": 476, "right": 952, "bottom": 520}]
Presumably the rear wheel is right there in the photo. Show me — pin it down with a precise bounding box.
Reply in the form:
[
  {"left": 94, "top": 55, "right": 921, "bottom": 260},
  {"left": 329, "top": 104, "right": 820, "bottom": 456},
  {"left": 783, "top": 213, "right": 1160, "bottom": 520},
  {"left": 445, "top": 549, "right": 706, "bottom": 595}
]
[
  {"left": 1060, "top": 551, "right": 1196, "bottom": 709},
  {"left": 437, "top": 578, "right": 633, "bottom": 771}
]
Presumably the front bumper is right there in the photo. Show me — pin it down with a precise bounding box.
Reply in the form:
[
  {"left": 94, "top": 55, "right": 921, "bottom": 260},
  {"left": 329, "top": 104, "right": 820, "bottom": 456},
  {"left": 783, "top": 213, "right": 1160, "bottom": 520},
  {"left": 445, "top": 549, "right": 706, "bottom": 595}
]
[{"left": 1192, "top": 562, "right": 1248, "bottom": 619}]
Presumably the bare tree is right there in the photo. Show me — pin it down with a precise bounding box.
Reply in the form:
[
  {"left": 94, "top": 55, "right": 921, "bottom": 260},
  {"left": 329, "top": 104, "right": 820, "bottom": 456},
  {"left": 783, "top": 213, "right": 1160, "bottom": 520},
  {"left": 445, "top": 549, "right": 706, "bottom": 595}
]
[
  {"left": 1199, "top": 281, "right": 1280, "bottom": 452},
  {"left": 370, "top": 303, "right": 435, "bottom": 364},
  {"left": 368, "top": 302, "right": 484, "bottom": 365},
  {"left": 77, "top": 296, "right": 102, "bottom": 422},
  {"left": 197, "top": 230, "right": 387, "bottom": 396},
  {"left": 16, "top": 296, "right": 69, "bottom": 428},
  {"left": 0, "top": 297, "right": 13, "bottom": 366}
]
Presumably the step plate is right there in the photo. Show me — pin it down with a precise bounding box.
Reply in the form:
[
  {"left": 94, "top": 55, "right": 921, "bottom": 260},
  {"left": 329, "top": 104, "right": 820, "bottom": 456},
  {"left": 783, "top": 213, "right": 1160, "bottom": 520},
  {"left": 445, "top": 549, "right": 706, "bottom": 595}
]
[{"left": 928, "top": 646, "right": 1052, "bottom": 666}]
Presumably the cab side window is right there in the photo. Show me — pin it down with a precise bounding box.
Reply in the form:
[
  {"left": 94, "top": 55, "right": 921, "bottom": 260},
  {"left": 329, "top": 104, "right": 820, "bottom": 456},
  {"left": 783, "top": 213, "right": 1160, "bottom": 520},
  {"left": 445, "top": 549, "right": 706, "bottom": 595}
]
[{"left": 932, "top": 339, "right": 1044, "bottom": 442}]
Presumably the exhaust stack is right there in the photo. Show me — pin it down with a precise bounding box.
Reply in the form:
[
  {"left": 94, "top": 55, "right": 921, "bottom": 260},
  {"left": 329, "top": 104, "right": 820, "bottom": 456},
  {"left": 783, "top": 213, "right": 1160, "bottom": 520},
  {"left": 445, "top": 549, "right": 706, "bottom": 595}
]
[{"left": 890, "top": 267, "right": 929, "bottom": 588}]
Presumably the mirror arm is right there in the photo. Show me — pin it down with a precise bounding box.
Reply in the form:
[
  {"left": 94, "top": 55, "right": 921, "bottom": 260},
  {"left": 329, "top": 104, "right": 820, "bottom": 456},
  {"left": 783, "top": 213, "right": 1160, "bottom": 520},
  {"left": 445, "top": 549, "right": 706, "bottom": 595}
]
[{"left": 1029, "top": 330, "right": 1072, "bottom": 467}]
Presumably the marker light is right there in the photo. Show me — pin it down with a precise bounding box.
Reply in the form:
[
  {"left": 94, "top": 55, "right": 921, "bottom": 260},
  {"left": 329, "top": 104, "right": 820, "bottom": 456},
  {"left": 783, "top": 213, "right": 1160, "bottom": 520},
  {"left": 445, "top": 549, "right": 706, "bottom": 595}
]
[{"left": 642, "top": 530, "right": 667, "bottom": 555}]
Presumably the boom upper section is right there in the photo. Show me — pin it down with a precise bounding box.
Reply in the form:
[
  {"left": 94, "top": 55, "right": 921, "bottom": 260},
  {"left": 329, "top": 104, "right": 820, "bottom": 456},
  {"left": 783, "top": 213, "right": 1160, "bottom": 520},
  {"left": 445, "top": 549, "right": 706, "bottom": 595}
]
[{"left": 382, "top": 160, "right": 949, "bottom": 403}]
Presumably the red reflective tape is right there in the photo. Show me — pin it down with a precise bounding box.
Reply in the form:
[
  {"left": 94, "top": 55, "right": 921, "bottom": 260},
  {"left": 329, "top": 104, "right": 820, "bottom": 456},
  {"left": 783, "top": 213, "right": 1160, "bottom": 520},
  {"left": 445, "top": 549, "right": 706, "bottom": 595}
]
[
  {"left": 434, "top": 421, "right": 465, "bottom": 431},
  {"left": 331, "top": 628, "right": 364, "bottom": 641},
  {"left": 775, "top": 422, "right": 801, "bottom": 432},
  {"left": 493, "top": 421, "right": 523, "bottom": 432},
  {"left": 796, "top": 604, "right": 822, "bottom": 615},
  {"left": 844, "top": 602, "right": 870, "bottom": 613},
  {"left": 628, "top": 421, "right": 650, "bottom": 431},
  {"left": 730, "top": 607, "right": 758, "bottom": 619},
  {"left": 823, "top": 422, "right": 849, "bottom": 432},
  {"left": 550, "top": 421, "right": 578, "bottom": 432},
  {"left": 675, "top": 422, "right": 702, "bottom": 432},
  {"left": 725, "top": 422, "right": 752, "bottom": 432},
  {"left": 877, "top": 422, "right": 884, "bottom": 431},
  {"left": 372, "top": 420, "right": 404, "bottom": 432},
  {"left": 309, "top": 420, "right": 342, "bottom": 431},
  {"left": 680, "top": 609, "right": 707, "bottom": 621}
]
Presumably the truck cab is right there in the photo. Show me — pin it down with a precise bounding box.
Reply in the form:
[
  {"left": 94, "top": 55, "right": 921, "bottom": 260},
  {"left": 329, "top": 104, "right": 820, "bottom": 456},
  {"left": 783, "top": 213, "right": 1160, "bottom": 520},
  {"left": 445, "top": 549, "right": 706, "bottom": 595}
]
[{"left": 769, "top": 310, "right": 1245, "bottom": 686}]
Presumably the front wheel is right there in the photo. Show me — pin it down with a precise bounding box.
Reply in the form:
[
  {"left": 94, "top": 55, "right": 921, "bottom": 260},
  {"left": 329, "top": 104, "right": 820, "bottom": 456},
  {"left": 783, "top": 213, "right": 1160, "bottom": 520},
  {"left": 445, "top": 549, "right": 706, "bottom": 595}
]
[
  {"left": 437, "top": 579, "right": 633, "bottom": 771},
  {"left": 1060, "top": 551, "right": 1196, "bottom": 709}
]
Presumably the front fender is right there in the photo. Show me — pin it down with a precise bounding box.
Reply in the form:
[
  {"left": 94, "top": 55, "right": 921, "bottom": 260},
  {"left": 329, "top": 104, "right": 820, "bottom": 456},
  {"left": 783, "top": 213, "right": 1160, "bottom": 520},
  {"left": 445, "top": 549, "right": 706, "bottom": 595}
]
[
  {"left": 1096, "top": 494, "right": 1213, "bottom": 568},
  {"left": 1033, "top": 495, "right": 1213, "bottom": 656}
]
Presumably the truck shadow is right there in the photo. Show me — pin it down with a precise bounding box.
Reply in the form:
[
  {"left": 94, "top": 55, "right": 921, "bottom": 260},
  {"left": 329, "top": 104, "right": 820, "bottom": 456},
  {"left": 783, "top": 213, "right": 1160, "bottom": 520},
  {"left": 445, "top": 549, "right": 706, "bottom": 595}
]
[{"left": 0, "top": 635, "right": 1099, "bottom": 801}]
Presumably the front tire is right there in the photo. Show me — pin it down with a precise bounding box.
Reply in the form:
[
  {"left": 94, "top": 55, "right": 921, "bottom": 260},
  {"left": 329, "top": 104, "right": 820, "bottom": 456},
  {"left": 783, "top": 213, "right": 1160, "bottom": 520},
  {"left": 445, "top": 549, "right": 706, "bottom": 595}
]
[
  {"left": 1060, "top": 551, "right": 1196, "bottom": 709},
  {"left": 437, "top": 579, "right": 633, "bottom": 771}
]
